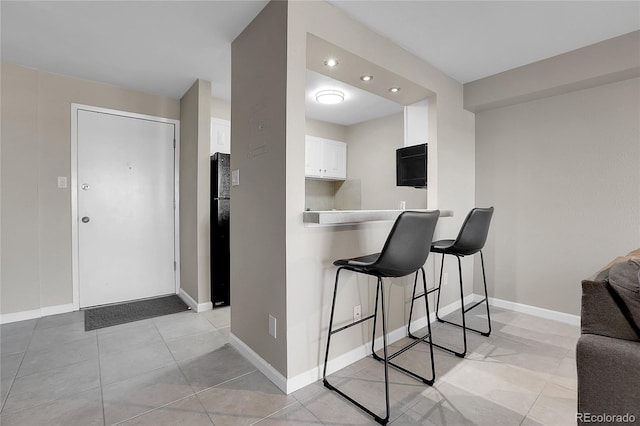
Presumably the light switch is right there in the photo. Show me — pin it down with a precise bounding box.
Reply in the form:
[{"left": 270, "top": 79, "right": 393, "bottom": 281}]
[
  {"left": 269, "top": 314, "right": 277, "bottom": 338},
  {"left": 57, "top": 176, "right": 67, "bottom": 188},
  {"left": 231, "top": 169, "right": 240, "bottom": 186}
]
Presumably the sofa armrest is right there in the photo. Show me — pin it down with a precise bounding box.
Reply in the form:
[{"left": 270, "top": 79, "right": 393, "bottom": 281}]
[
  {"left": 581, "top": 280, "right": 639, "bottom": 342},
  {"left": 577, "top": 334, "right": 640, "bottom": 423}
]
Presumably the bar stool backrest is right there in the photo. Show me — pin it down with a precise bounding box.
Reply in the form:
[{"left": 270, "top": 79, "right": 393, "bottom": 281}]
[
  {"left": 450, "top": 207, "right": 494, "bottom": 256},
  {"left": 373, "top": 210, "right": 440, "bottom": 277}
]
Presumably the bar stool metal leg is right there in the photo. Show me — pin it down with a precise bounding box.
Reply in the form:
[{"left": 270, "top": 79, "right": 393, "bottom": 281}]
[
  {"left": 323, "top": 210, "right": 440, "bottom": 424},
  {"left": 325, "top": 270, "right": 436, "bottom": 425},
  {"left": 408, "top": 207, "right": 494, "bottom": 358},
  {"left": 323, "top": 271, "right": 391, "bottom": 425},
  {"left": 378, "top": 277, "right": 391, "bottom": 425},
  {"left": 480, "top": 251, "right": 492, "bottom": 336},
  {"left": 434, "top": 253, "right": 446, "bottom": 321},
  {"left": 408, "top": 252, "right": 493, "bottom": 358},
  {"left": 407, "top": 257, "right": 442, "bottom": 340},
  {"left": 322, "top": 267, "right": 343, "bottom": 382},
  {"left": 407, "top": 271, "right": 421, "bottom": 340},
  {"left": 381, "top": 268, "right": 435, "bottom": 385}
]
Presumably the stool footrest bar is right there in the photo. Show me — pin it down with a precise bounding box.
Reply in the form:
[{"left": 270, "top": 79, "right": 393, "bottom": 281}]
[
  {"left": 462, "top": 298, "right": 487, "bottom": 314},
  {"left": 371, "top": 332, "right": 435, "bottom": 385},
  {"left": 437, "top": 317, "right": 491, "bottom": 337},
  {"left": 412, "top": 286, "right": 439, "bottom": 301},
  {"left": 330, "top": 314, "right": 376, "bottom": 335},
  {"left": 387, "top": 333, "right": 430, "bottom": 361}
]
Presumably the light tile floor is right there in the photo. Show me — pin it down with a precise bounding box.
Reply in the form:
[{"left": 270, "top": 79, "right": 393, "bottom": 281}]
[{"left": 0, "top": 306, "right": 579, "bottom": 425}]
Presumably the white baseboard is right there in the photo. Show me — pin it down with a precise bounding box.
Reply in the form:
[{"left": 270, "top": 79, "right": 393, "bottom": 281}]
[
  {"left": 226, "top": 294, "right": 580, "bottom": 395},
  {"left": 178, "top": 289, "right": 213, "bottom": 313},
  {"left": 231, "top": 296, "right": 472, "bottom": 395},
  {"left": 0, "top": 303, "right": 75, "bottom": 325},
  {"left": 229, "top": 332, "right": 288, "bottom": 393},
  {"left": 479, "top": 294, "right": 580, "bottom": 326},
  {"left": 286, "top": 319, "right": 410, "bottom": 394}
]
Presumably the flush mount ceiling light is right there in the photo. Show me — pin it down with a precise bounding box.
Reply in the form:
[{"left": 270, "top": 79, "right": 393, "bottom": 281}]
[
  {"left": 324, "top": 58, "right": 339, "bottom": 67},
  {"left": 315, "top": 90, "right": 345, "bottom": 105},
  {"left": 389, "top": 87, "right": 401, "bottom": 93},
  {"left": 360, "top": 75, "right": 373, "bottom": 82}
]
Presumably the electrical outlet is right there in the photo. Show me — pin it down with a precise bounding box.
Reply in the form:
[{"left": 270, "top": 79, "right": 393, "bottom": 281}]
[
  {"left": 268, "top": 314, "right": 276, "bottom": 338},
  {"left": 231, "top": 169, "right": 240, "bottom": 186},
  {"left": 353, "top": 305, "right": 362, "bottom": 322}
]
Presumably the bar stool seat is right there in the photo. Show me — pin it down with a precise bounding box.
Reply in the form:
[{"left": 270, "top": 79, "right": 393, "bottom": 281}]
[
  {"left": 323, "top": 210, "right": 440, "bottom": 425},
  {"left": 431, "top": 240, "right": 455, "bottom": 251}
]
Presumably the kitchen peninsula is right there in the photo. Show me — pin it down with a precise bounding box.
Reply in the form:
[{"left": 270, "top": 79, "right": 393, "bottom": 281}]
[{"left": 303, "top": 209, "right": 452, "bottom": 225}]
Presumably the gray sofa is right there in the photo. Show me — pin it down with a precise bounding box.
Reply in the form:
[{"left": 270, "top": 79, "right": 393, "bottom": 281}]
[{"left": 577, "top": 253, "right": 640, "bottom": 425}]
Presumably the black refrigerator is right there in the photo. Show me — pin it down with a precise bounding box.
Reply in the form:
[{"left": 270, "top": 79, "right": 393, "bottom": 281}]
[{"left": 211, "top": 153, "right": 230, "bottom": 307}]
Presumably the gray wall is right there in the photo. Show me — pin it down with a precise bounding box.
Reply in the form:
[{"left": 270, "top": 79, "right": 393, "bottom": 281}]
[
  {"left": 230, "top": 0, "right": 289, "bottom": 375},
  {"left": 346, "top": 112, "right": 427, "bottom": 211},
  {"left": 179, "top": 79, "right": 212, "bottom": 305},
  {"left": 1, "top": 62, "right": 180, "bottom": 316},
  {"left": 211, "top": 97, "right": 231, "bottom": 121},
  {"left": 285, "top": 1, "right": 475, "bottom": 380},
  {"left": 305, "top": 118, "right": 347, "bottom": 141},
  {"left": 471, "top": 32, "right": 640, "bottom": 316},
  {"left": 229, "top": 0, "right": 475, "bottom": 384}
]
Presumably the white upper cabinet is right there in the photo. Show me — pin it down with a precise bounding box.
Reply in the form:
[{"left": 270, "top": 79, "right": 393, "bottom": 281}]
[
  {"left": 404, "top": 99, "right": 428, "bottom": 147},
  {"left": 305, "top": 136, "right": 323, "bottom": 178},
  {"left": 305, "top": 136, "right": 346, "bottom": 180},
  {"left": 211, "top": 118, "right": 230, "bottom": 155}
]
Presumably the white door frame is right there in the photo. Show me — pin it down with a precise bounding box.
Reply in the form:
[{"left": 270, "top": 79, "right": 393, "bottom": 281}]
[{"left": 70, "top": 103, "right": 181, "bottom": 310}]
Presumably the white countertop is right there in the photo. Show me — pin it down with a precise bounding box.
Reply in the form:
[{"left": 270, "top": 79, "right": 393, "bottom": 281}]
[{"left": 303, "top": 209, "right": 453, "bottom": 225}]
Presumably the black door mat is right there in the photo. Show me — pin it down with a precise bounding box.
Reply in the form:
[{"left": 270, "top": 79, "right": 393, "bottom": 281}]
[{"left": 84, "top": 295, "right": 190, "bottom": 331}]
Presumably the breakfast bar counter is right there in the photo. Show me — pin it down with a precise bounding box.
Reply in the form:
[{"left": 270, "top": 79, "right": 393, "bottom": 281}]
[{"left": 303, "top": 209, "right": 453, "bottom": 225}]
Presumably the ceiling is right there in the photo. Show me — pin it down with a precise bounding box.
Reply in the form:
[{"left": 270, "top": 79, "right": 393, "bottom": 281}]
[
  {"left": 330, "top": 1, "right": 640, "bottom": 84},
  {"left": 2, "top": 1, "right": 638, "bottom": 124},
  {"left": 306, "top": 70, "right": 403, "bottom": 126}
]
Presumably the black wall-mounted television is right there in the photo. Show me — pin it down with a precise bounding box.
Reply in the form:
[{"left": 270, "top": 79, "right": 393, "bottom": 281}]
[{"left": 396, "top": 143, "right": 427, "bottom": 188}]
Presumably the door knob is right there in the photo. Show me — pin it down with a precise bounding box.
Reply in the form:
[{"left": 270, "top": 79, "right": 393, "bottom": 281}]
[
  {"left": 81, "top": 183, "right": 90, "bottom": 190},
  {"left": 81, "top": 216, "right": 90, "bottom": 223}
]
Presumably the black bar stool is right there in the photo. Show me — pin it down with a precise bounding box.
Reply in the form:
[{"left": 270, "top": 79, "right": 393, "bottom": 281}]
[
  {"left": 322, "top": 210, "right": 440, "bottom": 425},
  {"left": 408, "top": 207, "right": 494, "bottom": 358}
]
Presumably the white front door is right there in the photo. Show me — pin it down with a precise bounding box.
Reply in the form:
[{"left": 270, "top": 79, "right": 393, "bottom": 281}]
[{"left": 76, "top": 108, "right": 177, "bottom": 308}]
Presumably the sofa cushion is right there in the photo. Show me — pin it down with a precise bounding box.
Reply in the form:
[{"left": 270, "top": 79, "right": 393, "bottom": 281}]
[
  {"left": 581, "top": 280, "right": 640, "bottom": 341},
  {"left": 588, "top": 248, "right": 640, "bottom": 281},
  {"left": 576, "top": 334, "right": 640, "bottom": 421},
  {"left": 608, "top": 259, "right": 640, "bottom": 334}
]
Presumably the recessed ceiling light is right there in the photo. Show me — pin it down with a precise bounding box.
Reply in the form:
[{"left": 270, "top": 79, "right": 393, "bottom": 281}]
[
  {"left": 315, "top": 90, "right": 345, "bottom": 105},
  {"left": 360, "top": 75, "right": 373, "bottom": 82},
  {"left": 324, "top": 59, "right": 339, "bottom": 67},
  {"left": 389, "top": 87, "right": 401, "bottom": 93}
]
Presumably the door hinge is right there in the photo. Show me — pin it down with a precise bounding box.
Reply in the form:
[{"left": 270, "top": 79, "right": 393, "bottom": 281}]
[
  {"left": 173, "top": 261, "right": 176, "bottom": 271},
  {"left": 173, "top": 138, "right": 176, "bottom": 149}
]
